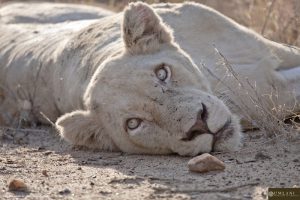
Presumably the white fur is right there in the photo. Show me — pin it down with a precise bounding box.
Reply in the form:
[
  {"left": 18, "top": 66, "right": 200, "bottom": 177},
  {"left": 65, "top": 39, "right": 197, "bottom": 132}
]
[{"left": 0, "top": 2, "right": 299, "bottom": 155}]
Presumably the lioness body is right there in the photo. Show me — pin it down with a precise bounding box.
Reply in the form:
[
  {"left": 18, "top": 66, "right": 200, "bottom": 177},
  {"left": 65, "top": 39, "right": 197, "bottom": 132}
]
[{"left": 0, "top": 2, "right": 300, "bottom": 155}]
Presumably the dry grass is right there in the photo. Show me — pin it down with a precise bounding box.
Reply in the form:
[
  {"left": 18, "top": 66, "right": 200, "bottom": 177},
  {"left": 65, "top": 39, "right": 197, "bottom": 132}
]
[
  {"left": 204, "top": 47, "right": 299, "bottom": 138},
  {"left": 194, "top": 0, "right": 300, "bottom": 47}
]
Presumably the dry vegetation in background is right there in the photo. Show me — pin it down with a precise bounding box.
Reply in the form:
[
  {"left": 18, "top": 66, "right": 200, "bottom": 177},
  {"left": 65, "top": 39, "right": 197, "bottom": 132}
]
[{"left": 1, "top": 0, "right": 299, "bottom": 46}]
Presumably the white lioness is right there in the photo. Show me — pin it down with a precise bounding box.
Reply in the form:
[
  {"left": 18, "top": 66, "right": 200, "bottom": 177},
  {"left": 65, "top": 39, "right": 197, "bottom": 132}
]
[{"left": 0, "top": 2, "right": 300, "bottom": 156}]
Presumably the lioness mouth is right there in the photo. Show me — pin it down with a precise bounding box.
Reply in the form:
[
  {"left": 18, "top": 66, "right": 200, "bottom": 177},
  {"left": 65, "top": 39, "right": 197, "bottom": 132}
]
[
  {"left": 181, "top": 130, "right": 206, "bottom": 142},
  {"left": 212, "top": 118, "right": 233, "bottom": 151}
]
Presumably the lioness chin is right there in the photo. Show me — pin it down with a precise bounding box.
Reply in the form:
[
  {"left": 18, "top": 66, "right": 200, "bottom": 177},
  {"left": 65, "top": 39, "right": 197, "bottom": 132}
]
[{"left": 1, "top": 2, "right": 300, "bottom": 156}]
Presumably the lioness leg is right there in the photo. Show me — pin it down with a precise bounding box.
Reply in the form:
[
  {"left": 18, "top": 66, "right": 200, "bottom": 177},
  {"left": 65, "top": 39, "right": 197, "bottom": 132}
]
[
  {"left": 0, "top": 90, "right": 18, "bottom": 126},
  {"left": 268, "top": 42, "right": 300, "bottom": 71},
  {"left": 278, "top": 66, "right": 300, "bottom": 104},
  {"left": 0, "top": 90, "right": 36, "bottom": 127}
]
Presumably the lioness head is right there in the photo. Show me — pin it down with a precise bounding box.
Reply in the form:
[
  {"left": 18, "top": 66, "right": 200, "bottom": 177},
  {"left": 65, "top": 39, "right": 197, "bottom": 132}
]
[{"left": 56, "top": 2, "right": 242, "bottom": 156}]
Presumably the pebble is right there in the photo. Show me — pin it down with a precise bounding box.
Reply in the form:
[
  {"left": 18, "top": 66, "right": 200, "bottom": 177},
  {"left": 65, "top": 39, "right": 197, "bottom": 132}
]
[
  {"left": 44, "top": 151, "right": 52, "bottom": 156},
  {"left": 243, "top": 194, "right": 252, "bottom": 199},
  {"left": 58, "top": 188, "right": 71, "bottom": 195},
  {"left": 42, "top": 170, "right": 48, "bottom": 177},
  {"left": 8, "top": 179, "right": 28, "bottom": 191},
  {"left": 255, "top": 152, "right": 271, "bottom": 160},
  {"left": 188, "top": 153, "right": 225, "bottom": 173}
]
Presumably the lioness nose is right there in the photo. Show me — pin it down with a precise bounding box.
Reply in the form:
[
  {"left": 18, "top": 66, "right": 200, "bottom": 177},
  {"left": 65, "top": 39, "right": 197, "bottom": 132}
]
[{"left": 181, "top": 104, "right": 211, "bottom": 141}]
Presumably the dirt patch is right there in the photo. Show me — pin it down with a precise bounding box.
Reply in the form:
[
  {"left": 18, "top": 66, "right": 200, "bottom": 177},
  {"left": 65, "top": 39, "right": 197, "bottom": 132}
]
[{"left": 0, "top": 127, "right": 299, "bottom": 199}]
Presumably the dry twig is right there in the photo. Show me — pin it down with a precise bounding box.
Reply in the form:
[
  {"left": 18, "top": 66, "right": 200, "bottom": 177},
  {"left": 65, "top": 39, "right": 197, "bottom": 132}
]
[{"left": 168, "top": 182, "right": 259, "bottom": 194}]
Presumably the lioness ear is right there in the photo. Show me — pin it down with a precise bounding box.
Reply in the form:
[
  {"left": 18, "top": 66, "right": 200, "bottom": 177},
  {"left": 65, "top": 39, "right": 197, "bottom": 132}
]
[
  {"left": 122, "top": 2, "right": 173, "bottom": 54},
  {"left": 55, "top": 110, "right": 117, "bottom": 151}
]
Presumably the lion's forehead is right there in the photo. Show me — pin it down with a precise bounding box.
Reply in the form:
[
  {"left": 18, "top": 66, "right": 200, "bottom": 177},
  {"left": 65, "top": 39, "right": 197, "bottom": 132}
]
[{"left": 96, "top": 57, "right": 208, "bottom": 91}]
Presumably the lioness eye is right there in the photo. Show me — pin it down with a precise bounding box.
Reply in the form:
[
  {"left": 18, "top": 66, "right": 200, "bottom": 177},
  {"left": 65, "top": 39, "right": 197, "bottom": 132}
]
[
  {"left": 127, "top": 118, "right": 141, "bottom": 130},
  {"left": 155, "top": 65, "right": 169, "bottom": 81}
]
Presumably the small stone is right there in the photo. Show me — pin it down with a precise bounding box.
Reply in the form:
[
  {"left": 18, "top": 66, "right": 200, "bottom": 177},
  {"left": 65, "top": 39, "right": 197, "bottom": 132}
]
[
  {"left": 243, "top": 194, "right": 252, "bottom": 199},
  {"left": 44, "top": 151, "right": 52, "bottom": 156},
  {"left": 255, "top": 152, "right": 271, "bottom": 160},
  {"left": 6, "top": 159, "right": 14, "bottom": 164},
  {"left": 8, "top": 179, "right": 28, "bottom": 191},
  {"left": 58, "top": 188, "right": 71, "bottom": 195},
  {"left": 42, "top": 170, "right": 48, "bottom": 177},
  {"left": 188, "top": 153, "right": 225, "bottom": 173},
  {"left": 99, "top": 191, "right": 112, "bottom": 195},
  {"left": 38, "top": 146, "right": 46, "bottom": 151}
]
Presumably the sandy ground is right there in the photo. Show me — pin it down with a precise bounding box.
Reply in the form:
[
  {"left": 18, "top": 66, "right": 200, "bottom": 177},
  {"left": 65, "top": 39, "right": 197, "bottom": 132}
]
[{"left": 0, "top": 127, "right": 299, "bottom": 200}]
